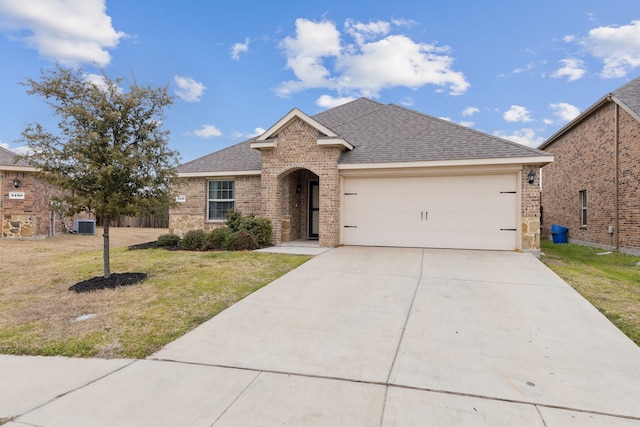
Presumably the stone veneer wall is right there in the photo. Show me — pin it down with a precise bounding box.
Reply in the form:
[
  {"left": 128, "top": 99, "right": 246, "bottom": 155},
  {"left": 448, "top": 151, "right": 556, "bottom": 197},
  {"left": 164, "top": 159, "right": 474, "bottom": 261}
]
[
  {"left": 259, "top": 117, "right": 342, "bottom": 247},
  {"left": 541, "top": 101, "right": 640, "bottom": 253},
  {"left": 169, "top": 175, "right": 262, "bottom": 236},
  {"left": 521, "top": 164, "right": 542, "bottom": 252}
]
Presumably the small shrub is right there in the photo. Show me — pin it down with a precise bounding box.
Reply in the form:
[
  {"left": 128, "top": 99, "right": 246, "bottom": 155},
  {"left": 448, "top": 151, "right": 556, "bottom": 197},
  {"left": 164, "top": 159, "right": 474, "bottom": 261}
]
[
  {"left": 157, "top": 233, "right": 181, "bottom": 247},
  {"left": 179, "top": 229, "right": 207, "bottom": 251},
  {"left": 206, "top": 227, "right": 233, "bottom": 250},
  {"left": 223, "top": 231, "right": 238, "bottom": 251},
  {"left": 226, "top": 209, "right": 243, "bottom": 232},
  {"left": 233, "top": 229, "right": 259, "bottom": 251},
  {"left": 240, "top": 216, "right": 272, "bottom": 247}
]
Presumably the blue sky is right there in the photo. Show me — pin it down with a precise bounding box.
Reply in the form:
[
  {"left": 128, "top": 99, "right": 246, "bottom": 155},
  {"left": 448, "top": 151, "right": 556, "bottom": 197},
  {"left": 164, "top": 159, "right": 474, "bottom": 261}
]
[{"left": 1, "top": 1, "right": 639, "bottom": 163}]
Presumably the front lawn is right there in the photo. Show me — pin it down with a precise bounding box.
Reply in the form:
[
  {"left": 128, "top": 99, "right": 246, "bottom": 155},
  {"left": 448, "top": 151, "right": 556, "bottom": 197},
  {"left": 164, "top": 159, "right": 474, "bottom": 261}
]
[
  {"left": 540, "top": 239, "right": 640, "bottom": 346},
  {"left": 0, "top": 245, "right": 310, "bottom": 358}
]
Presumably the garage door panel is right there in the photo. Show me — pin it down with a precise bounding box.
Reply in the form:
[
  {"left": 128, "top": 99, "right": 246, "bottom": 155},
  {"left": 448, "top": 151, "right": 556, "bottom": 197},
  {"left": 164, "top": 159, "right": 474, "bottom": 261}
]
[{"left": 343, "top": 174, "right": 518, "bottom": 250}]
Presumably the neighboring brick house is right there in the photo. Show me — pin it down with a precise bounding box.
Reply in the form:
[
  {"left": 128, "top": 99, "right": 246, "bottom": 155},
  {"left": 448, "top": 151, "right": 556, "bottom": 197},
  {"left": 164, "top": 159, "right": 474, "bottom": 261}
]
[
  {"left": 539, "top": 77, "right": 640, "bottom": 255},
  {"left": 170, "top": 98, "right": 553, "bottom": 254},
  {"left": 0, "top": 146, "right": 66, "bottom": 238}
]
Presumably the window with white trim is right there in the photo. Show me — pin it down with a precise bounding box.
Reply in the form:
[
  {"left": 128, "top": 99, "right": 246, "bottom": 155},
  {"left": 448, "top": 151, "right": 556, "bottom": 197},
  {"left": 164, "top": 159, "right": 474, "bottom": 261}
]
[
  {"left": 579, "top": 190, "right": 587, "bottom": 226},
  {"left": 208, "top": 180, "right": 234, "bottom": 221}
]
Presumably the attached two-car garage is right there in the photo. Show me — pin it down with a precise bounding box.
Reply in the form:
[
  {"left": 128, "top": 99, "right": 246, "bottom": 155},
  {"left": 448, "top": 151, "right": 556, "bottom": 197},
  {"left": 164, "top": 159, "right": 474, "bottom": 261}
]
[{"left": 341, "top": 173, "right": 518, "bottom": 251}]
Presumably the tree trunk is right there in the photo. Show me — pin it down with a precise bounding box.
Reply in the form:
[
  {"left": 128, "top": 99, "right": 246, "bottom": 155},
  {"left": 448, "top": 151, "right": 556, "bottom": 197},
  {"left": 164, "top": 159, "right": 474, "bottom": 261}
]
[{"left": 103, "top": 219, "right": 111, "bottom": 278}]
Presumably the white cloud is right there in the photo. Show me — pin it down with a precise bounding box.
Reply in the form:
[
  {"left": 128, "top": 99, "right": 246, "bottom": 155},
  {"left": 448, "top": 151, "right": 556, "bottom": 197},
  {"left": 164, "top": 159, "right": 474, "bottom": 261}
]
[
  {"left": 0, "top": 0, "right": 125, "bottom": 66},
  {"left": 174, "top": 76, "right": 206, "bottom": 102},
  {"left": 1, "top": 141, "right": 30, "bottom": 155},
  {"left": 400, "top": 96, "right": 414, "bottom": 107},
  {"left": 277, "top": 18, "right": 469, "bottom": 98},
  {"left": 232, "top": 127, "right": 266, "bottom": 139},
  {"left": 503, "top": 105, "right": 533, "bottom": 123},
  {"left": 462, "top": 106, "right": 479, "bottom": 116},
  {"left": 193, "top": 125, "right": 222, "bottom": 138},
  {"left": 551, "top": 58, "right": 586, "bottom": 81},
  {"left": 345, "top": 19, "right": 390, "bottom": 46},
  {"left": 316, "top": 94, "right": 356, "bottom": 109},
  {"left": 494, "top": 128, "right": 545, "bottom": 148},
  {"left": 231, "top": 37, "right": 250, "bottom": 60},
  {"left": 458, "top": 121, "right": 474, "bottom": 127},
  {"left": 549, "top": 102, "right": 581, "bottom": 122},
  {"left": 580, "top": 20, "right": 640, "bottom": 78}
]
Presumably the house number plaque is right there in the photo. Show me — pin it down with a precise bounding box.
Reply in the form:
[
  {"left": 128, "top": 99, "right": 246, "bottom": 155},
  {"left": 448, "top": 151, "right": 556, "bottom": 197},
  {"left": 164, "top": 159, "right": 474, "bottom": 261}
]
[{"left": 9, "top": 192, "right": 25, "bottom": 200}]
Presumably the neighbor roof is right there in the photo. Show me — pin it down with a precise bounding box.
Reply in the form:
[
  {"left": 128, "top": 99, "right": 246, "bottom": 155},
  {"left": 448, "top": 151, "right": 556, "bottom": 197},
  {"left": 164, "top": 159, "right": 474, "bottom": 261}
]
[
  {"left": 0, "top": 146, "right": 30, "bottom": 168},
  {"left": 540, "top": 76, "right": 640, "bottom": 150},
  {"left": 612, "top": 76, "right": 640, "bottom": 119},
  {"left": 178, "top": 98, "right": 551, "bottom": 174}
]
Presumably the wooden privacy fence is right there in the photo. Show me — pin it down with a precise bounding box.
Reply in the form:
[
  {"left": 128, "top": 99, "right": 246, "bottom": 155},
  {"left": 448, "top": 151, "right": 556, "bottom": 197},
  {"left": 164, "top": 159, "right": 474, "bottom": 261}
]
[{"left": 97, "top": 214, "right": 169, "bottom": 228}]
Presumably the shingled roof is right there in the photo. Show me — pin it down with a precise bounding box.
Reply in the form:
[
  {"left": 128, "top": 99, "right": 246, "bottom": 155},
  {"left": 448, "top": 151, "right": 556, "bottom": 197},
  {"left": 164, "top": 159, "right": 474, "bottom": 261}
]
[
  {"left": 612, "top": 76, "right": 640, "bottom": 119},
  {"left": 540, "top": 76, "right": 640, "bottom": 150},
  {"left": 0, "top": 146, "right": 30, "bottom": 168},
  {"left": 178, "top": 98, "right": 551, "bottom": 174}
]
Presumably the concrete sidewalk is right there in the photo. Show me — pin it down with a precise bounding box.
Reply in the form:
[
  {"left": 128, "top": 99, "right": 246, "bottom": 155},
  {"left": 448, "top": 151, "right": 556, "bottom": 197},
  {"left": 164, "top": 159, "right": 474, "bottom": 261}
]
[{"left": 2, "top": 247, "right": 640, "bottom": 426}]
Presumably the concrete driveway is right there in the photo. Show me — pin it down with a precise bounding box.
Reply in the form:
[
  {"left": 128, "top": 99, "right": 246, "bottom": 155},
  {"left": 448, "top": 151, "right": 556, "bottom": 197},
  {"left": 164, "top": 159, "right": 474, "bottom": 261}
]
[{"left": 5, "top": 247, "right": 640, "bottom": 426}]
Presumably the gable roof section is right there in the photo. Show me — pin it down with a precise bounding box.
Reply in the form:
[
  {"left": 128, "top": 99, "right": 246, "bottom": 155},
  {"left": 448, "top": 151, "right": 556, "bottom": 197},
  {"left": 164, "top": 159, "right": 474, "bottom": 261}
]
[
  {"left": 540, "top": 76, "right": 640, "bottom": 150},
  {"left": 178, "top": 98, "right": 552, "bottom": 175},
  {"left": 251, "top": 108, "right": 353, "bottom": 151},
  {"left": 612, "top": 76, "right": 640, "bottom": 120}
]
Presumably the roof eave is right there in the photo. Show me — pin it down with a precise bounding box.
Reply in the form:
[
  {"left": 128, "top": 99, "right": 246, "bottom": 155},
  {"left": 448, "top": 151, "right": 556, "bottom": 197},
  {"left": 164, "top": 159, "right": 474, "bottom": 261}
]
[
  {"left": 339, "top": 156, "right": 554, "bottom": 171},
  {"left": 178, "top": 170, "right": 261, "bottom": 178}
]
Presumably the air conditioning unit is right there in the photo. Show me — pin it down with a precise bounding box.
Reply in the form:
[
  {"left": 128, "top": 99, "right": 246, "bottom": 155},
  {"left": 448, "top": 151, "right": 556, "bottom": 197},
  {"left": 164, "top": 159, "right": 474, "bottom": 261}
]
[{"left": 73, "top": 219, "right": 96, "bottom": 235}]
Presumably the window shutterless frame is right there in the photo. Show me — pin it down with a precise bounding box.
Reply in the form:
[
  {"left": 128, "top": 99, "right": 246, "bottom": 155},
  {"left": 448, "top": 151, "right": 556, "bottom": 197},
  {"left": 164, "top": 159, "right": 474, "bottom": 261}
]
[
  {"left": 208, "top": 180, "right": 235, "bottom": 221},
  {"left": 579, "top": 190, "right": 587, "bottom": 226}
]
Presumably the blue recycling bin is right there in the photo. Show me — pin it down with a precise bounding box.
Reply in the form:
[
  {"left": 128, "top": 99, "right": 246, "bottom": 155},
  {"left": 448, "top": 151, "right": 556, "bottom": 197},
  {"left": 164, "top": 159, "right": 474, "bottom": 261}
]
[{"left": 551, "top": 224, "right": 568, "bottom": 244}]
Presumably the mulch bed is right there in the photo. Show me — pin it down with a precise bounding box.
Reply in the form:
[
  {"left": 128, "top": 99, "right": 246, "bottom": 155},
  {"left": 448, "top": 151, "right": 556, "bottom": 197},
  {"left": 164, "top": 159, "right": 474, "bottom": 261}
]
[{"left": 69, "top": 272, "right": 148, "bottom": 293}]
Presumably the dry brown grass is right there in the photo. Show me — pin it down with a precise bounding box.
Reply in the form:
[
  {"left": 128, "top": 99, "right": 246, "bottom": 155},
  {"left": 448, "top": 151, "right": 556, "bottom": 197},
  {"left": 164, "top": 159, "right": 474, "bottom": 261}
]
[{"left": 0, "top": 228, "right": 310, "bottom": 358}]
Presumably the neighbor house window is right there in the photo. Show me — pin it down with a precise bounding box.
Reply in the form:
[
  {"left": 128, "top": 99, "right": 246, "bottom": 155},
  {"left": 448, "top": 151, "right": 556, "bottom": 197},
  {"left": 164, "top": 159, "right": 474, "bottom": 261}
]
[
  {"left": 208, "top": 180, "right": 234, "bottom": 221},
  {"left": 579, "top": 190, "right": 587, "bottom": 226}
]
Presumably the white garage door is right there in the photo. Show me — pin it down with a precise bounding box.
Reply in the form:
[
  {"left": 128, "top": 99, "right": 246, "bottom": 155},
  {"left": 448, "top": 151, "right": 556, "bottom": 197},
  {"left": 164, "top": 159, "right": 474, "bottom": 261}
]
[{"left": 342, "top": 174, "right": 518, "bottom": 250}]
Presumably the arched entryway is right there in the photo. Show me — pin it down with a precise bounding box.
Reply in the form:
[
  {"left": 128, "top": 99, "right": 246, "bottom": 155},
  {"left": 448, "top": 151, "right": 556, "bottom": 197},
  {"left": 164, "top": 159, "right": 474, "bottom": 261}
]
[{"left": 279, "top": 168, "right": 319, "bottom": 243}]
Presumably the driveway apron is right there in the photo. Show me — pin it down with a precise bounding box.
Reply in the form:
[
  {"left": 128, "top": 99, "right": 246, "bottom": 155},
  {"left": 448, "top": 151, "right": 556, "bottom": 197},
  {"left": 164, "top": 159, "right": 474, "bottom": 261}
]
[{"left": 9, "top": 247, "right": 640, "bottom": 426}]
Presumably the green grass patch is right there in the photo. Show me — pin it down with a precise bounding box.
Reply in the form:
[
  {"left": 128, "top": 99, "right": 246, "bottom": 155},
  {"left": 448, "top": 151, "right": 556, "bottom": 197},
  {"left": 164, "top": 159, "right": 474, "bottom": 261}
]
[
  {"left": 540, "top": 240, "right": 640, "bottom": 345},
  {"left": 0, "top": 247, "right": 310, "bottom": 358}
]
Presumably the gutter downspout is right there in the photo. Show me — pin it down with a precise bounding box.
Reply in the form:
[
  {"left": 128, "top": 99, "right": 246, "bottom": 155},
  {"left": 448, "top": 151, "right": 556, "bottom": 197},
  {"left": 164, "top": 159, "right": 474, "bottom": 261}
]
[{"left": 614, "top": 100, "right": 620, "bottom": 251}]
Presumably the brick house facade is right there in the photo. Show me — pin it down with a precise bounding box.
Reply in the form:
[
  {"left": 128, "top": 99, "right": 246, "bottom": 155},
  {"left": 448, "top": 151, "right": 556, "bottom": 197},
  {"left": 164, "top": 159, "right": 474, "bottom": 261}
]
[
  {"left": 539, "top": 77, "right": 640, "bottom": 255},
  {"left": 0, "top": 147, "right": 67, "bottom": 238},
  {"left": 170, "top": 99, "right": 552, "bottom": 254}
]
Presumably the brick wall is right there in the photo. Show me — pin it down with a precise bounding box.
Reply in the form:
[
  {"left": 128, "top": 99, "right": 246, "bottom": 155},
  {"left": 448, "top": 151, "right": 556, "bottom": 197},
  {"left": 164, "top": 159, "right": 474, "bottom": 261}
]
[
  {"left": 541, "top": 101, "right": 640, "bottom": 252},
  {"left": 2, "top": 171, "right": 66, "bottom": 238},
  {"left": 259, "top": 117, "right": 342, "bottom": 246},
  {"left": 168, "top": 175, "right": 262, "bottom": 236},
  {"left": 617, "top": 107, "right": 640, "bottom": 251}
]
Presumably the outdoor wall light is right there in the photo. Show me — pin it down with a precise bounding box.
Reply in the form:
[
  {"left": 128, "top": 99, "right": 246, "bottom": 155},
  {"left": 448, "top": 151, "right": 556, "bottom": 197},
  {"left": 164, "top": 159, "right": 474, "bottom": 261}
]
[
  {"left": 296, "top": 184, "right": 302, "bottom": 193},
  {"left": 527, "top": 170, "right": 536, "bottom": 184},
  {"left": 12, "top": 177, "right": 21, "bottom": 188}
]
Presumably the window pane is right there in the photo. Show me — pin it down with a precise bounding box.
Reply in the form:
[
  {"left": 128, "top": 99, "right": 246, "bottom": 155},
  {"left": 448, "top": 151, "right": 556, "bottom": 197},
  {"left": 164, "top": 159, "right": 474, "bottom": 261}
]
[
  {"left": 208, "top": 201, "right": 234, "bottom": 220},
  {"left": 208, "top": 180, "right": 235, "bottom": 220}
]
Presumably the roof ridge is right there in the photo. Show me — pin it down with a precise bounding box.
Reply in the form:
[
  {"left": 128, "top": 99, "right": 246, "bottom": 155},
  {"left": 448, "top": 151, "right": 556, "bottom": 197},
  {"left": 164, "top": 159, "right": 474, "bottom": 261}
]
[{"left": 313, "top": 97, "right": 386, "bottom": 129}]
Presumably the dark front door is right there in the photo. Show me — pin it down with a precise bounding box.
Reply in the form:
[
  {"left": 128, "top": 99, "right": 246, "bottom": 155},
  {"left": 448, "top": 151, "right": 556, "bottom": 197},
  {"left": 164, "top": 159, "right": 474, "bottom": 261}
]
[{"left": 309, "top": 181, "right": 319, "bottom": 239}]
